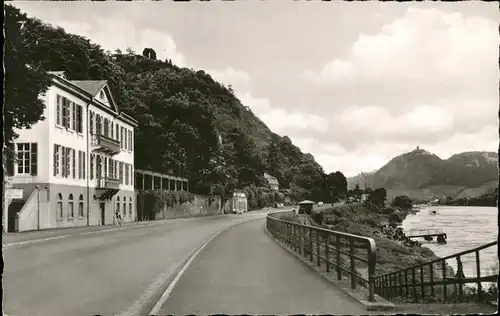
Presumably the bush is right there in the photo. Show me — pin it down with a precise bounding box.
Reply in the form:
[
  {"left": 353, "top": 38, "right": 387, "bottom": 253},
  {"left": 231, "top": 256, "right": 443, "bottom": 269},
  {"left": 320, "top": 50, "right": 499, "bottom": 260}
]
[
  {"left": 388, "top": 212, "right": 403, "bottom": 223},
  {"left": 311, "top": 212, "right": 324, "bottom": 225}
]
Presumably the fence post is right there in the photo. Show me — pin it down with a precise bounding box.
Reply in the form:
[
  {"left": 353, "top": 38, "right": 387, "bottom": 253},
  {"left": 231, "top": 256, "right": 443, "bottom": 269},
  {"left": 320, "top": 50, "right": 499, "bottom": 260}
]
[
  {"left": 316, "top": 230, "right": 320, "bottom": 267},
  {"left": 441, "top": 260, "right": 447, "bottom": 302},
  {"left": 349, "top": 239, "right": 356, "bottom": 289},
  {"left": 309, "top": 227, "right": 313, "bottom": 262},
  {"left": 336, "top": 236, "right": 341, "bottom": 280},
  {"left": 475, "top": 250, "right": 482, "bottom": 302},
  {"left": 325, "top": 232, "right": 330, "bottom": 273}
]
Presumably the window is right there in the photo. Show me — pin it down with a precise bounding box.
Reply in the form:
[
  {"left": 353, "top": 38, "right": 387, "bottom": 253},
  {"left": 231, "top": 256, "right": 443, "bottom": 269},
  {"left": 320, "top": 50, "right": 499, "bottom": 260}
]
[
  {"left": 72, "top": 149, "right": 76, "bottom": 179},
  {"left": 61, "top": 147, "right": 70, "bottom": 178},
  {"left": 116, "top": 197, "right": 120, "bottom": 215},
  {"left": 123, "top": 199, "right": 126, "bottom": 217},
  {"left": 78, "top": 195, "right": 84, "bottom": 218},
  {"left": 90, "top": 112, "right": 94, "bottom": 134},
  {"left": 115, "top": 124, "right": 120, "bottom": 141},
  {"left": 111, "top": 122, "right": 114, "bottom": 139},
  {"left": 56, "top": 95, "right": 62, "bottom": 125},
  {"left": 96, "top": 114, "right": 102, "bottom": 136},
  {"left": 16, "top": 143, "right": 37, "bottom": 175},
  {"left": 124, "top": 129, "right": 128, "bottom": 150},
  {"left": 71, "top": 101, "right": 77, "bottom": 131},
  {"left": 96, "top": 155, "right": 102, "bottom": 179},
  {"left": 121, "top": 127, "right": 125, "bottom": 149},
  {"left": 53, "top": 145, "right": 60, "bottom": 176},
  {"left": 131, "top": 165, "right": 134, "bottom": 187},
  {"left": 90, "top": 154, "right": 94, "bottom": 180},
  {"left": 110, "top": 158, "right": 115, "bottom": 179},
  {"left": 62, "top": 97, "right": 70, "bottom": 128},
  {"left": 100, "top": 90, "right": 105, "bottom": 100},
  {"left": 119, "top": 162, "right": 123, "bottom": 183},
  {"left": 129, "top": 197, "right": 132, "bottom": 216},
  {"left": 68, "top": 194, "right": 74, "bottom": 219},
  {"left": 104, "top": 118, "right": 109, "bottom": 137},
  {"left": 76, "top": 104, "right": 83, "bottom": 133},
  {"left": 57, "top": 193, "right": 63, "bottom": 220}
]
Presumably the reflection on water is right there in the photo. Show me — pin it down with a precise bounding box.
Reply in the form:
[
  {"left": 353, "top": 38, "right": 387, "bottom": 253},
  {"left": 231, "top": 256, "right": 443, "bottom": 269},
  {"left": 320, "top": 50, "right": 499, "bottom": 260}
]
[{"left": 402, "top": 206, "right": 498, "bottom": 278}]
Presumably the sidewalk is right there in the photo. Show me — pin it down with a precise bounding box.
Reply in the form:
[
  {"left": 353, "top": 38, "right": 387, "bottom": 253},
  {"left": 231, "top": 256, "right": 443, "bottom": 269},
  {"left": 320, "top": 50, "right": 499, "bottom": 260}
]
[
  {"left": 158, "top": 219, "right": 373, "bottom": 315},
  {"left": 2, "top": 214, "right": 228, "bottom": 245}
]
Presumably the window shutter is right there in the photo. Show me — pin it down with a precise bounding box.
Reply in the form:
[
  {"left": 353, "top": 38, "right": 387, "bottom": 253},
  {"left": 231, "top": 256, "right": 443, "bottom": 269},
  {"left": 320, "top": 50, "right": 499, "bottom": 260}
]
[
  {"left": 53, "top": 145, "right": 57, "bottom": 176},
  {"left": 83, "top": 154, "right": 86, "bottom": 180},
  {"left": 30, "top": 143, "right": 38, "bottom": 176},
  {"left": 6, "top": 143, "right": 14, "bottom": 176},
  {"left": 56, "top": 95, "right": 61, "bottom": 125},
  {"left": 72, "top": 149, "right": 76, "bottom": 179}
]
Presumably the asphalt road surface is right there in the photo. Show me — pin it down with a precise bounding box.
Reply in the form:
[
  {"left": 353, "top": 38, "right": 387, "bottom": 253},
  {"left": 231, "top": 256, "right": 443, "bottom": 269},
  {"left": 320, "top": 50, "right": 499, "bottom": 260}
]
[
  {"left": 158, "top": 218, "right": 370, "bottom": 315},
  {"left": 3, "top": 212, "right": 268, "bottom": 316}
]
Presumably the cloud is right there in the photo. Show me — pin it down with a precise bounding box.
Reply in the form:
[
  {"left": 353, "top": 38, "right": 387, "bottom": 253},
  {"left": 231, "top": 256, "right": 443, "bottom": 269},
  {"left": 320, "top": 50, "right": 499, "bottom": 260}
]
[
  {"left": 44, "top": 19, "right": 187, "bottom": 67},
  {"left": 297, "top": 7, "right": 498, "bottom": 174},
  {"left": 237, "top": 92, "right": 329, "bottom": 135},
  {"left": 205, "top": 68, "right": 251, "bottom": 93},
  {"left": 304, "top": 8, "right": 497, "bottom": 90}
]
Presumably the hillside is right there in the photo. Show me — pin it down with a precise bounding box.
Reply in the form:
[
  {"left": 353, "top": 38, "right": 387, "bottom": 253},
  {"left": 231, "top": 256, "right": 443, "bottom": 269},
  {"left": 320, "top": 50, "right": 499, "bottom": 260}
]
[
  {"left": 6, "top": 4, "right": 348, "bottom": 207},
  {"left": 346, "top": 172, "right": 375, "bottom": 190},
  {"left": 348, "top": 148, "right": 498, "bottom": 201}
]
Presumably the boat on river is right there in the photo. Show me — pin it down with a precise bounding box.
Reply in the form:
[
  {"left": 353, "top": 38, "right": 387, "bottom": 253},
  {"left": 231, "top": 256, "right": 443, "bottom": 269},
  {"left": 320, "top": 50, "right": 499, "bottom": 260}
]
[{"left": 428, "top": 209, "right": 439, "bottom": 215}]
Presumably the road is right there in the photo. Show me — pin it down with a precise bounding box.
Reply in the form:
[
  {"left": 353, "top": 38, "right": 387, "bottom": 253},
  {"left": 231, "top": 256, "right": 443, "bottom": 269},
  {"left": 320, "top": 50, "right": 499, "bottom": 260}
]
[
  {"left": 3, "top": 211, "right": 268, "bottom": 316},
  {"left": 157, "top": 218, "right": 370, "bottom": 315}
]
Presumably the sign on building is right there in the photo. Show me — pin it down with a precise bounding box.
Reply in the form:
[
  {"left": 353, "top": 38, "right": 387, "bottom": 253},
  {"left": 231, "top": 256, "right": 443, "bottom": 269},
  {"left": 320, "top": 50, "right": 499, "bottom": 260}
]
[{"left": 5, "top": 189, "right": 23, "bottom": 199}]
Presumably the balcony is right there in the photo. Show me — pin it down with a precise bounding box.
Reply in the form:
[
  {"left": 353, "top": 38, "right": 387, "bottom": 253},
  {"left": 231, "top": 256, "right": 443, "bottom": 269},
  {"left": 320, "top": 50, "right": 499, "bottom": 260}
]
[
  {"left": 96, "top": 176, "right": 120, "bottom": 190},
  {"left": 92, "top": 133, "right": 121, "bottom": 155}
]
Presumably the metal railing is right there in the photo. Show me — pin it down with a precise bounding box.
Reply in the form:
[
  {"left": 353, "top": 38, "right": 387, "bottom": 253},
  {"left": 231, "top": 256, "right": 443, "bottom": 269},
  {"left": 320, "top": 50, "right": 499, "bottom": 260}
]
[
  {"left": 373, "top": 241, "right": 498, "bottom": 303},
  {"left": 96, "top": 176, "right": 120, "bottom": 190},
  {"left": 406, "top": 228, "right": 445, "bottom": 238},
  {"left": 92, "top": 133, "right": 121, "bottom": 154},
  {"left": 266, "top": 212, "right": 377, "bottom": 301}
]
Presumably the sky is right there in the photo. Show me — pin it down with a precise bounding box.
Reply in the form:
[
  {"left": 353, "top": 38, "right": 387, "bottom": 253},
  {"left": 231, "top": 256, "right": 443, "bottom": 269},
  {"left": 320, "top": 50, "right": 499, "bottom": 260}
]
[{"left": 12, "top": 1, "right": 499, "bottom": 177}]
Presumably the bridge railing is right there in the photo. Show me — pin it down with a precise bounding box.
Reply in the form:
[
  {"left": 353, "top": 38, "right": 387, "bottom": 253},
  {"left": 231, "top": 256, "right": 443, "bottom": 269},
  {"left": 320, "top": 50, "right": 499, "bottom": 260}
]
[
  {"left": 373, "top": 241, "right": 498, "bottom": 303},
  {"left": 266, "top": 211, "right": 377, "bottom": 301}
]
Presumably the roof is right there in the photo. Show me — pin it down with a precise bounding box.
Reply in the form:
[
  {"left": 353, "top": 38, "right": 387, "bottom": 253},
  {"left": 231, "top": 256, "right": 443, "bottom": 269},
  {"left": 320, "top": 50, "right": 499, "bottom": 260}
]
[
  {"left": 299, "top": 200, "right": 315, "bottom": 205},
  {"left": 70, "top": 80, "right": 108, "bottom": 97}
]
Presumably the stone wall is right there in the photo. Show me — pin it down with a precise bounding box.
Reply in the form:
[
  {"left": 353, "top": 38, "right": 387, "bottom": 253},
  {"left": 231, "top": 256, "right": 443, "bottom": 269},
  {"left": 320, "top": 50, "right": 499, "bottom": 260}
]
[{"left": 137, "top": 192, "right": 222, "bottom": 220}]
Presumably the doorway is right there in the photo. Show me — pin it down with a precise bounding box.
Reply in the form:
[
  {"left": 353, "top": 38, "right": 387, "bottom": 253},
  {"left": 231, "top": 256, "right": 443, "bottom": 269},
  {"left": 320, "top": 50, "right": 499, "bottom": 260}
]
[{"left": 100, "top": 202, "right": 105, "bottom": 225}]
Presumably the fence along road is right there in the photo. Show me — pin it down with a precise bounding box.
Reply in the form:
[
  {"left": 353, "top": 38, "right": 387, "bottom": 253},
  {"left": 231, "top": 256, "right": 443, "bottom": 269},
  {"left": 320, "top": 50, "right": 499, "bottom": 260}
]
[{"left": 157, "top": 218, "right": 374, "bottom": 315}]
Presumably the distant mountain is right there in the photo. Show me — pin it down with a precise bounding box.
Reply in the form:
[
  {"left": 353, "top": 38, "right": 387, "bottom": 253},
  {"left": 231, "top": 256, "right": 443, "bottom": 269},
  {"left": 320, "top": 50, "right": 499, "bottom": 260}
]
[
  {"left": 347, "top": 172, "right": 375, "bottom": 190},
  {"left": 347, "top": 148, "right": 498, "bottom": 201}
]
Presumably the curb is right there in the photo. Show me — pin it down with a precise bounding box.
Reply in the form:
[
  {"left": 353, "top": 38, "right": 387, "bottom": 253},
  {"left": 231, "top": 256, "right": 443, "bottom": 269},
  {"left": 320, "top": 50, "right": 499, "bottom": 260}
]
[
  {"left": 263, "top": 224, "right": 396, "bottom": 312},
  {"left": 3, "top": 214, "right": 231, "bottom": 249}
]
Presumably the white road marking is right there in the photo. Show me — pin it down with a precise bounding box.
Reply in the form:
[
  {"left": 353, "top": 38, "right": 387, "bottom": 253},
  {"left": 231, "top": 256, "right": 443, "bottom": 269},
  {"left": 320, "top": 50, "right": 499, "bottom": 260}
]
[{"left": 148, "top": 230, "right": 223, "bottom": 315}]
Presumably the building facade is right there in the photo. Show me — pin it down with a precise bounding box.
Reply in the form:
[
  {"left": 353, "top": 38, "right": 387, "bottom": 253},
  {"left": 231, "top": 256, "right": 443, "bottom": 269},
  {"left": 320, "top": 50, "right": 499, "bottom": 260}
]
[
  {"left": 264, "top": 172, "right": 280, "bottom": 191},
  {"left": 6, "top": 71, "right": 138, "bottom": 232}
]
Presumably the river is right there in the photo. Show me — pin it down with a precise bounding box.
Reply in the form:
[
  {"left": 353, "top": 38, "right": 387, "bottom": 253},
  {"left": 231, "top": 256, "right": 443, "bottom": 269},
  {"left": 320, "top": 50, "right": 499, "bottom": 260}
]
[{"left": 402, "top": 206, "right": 498, "bottom": 281}]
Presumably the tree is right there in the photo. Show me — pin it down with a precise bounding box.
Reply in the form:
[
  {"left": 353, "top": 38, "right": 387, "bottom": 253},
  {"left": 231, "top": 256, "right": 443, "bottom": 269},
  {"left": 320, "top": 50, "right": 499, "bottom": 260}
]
[
  {"left": 392, "top": 195, "right": 413, "bottom": 210},
  {"left": 366, "top": 188, "right": 387, "bottom": 210},
  {"left": 4, "top": 5, "right": 51, "bottom": 148}
]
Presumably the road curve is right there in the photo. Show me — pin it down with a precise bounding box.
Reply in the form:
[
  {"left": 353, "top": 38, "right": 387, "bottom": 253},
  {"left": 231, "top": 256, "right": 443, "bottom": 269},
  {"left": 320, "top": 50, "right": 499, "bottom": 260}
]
[
  {"left": 3, "top": 212, "right": 267, "bottom": 316},
  {"left": 158, "top": 218, "right": 371, "bottom": 315}
]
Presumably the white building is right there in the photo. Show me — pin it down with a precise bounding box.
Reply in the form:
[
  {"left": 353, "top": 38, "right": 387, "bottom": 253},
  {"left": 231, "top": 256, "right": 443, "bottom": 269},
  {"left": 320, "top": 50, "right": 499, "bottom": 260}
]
[
  {"left": 5, "top": 71, "right": 138, "bottom": 232},
  {"left": 264, "top": 172, "right": 280, "bottom": 191}
]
